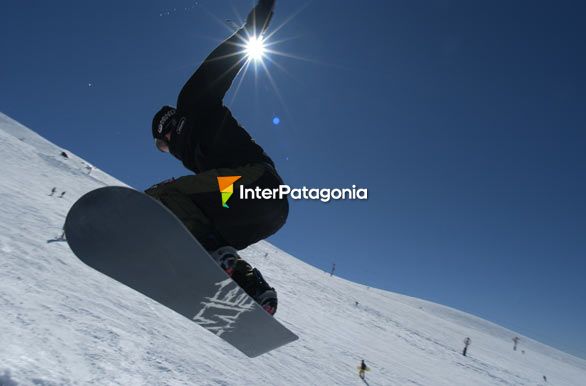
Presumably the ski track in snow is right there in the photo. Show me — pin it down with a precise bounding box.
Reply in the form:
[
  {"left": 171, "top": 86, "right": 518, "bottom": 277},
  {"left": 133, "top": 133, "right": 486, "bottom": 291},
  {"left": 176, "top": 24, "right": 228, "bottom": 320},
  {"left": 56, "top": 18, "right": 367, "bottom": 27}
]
[{"left": 0, "top": 111, "right": 585, "bottom": 385}]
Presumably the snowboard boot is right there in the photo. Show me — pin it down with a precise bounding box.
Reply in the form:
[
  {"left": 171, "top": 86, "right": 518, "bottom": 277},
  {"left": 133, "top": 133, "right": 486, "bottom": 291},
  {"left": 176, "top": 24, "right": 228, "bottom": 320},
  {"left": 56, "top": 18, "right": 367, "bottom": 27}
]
[{"left": 211, "top": 246, "right": 278, "bottom": 315}]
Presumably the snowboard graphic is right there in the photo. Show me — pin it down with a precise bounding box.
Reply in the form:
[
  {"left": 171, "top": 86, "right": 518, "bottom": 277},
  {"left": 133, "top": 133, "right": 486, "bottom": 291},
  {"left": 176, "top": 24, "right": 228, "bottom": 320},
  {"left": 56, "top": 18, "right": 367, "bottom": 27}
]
[{"left": 64, "top": 186, "right": 298, "bottom": 358}]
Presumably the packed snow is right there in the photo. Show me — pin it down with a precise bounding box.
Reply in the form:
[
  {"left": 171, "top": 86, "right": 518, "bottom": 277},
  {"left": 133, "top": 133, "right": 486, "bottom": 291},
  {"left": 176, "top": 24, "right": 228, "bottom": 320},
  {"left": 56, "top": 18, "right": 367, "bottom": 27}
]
[{"left": 1, "top": 112, "right": 584, "bottom": 385}]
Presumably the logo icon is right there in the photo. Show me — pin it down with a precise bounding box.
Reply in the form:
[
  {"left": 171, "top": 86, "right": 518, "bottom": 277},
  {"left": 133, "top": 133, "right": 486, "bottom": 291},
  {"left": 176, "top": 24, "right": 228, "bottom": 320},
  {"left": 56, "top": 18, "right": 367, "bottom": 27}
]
[{"left": 217, "top": 176, "right": 241, "bottom": 208}]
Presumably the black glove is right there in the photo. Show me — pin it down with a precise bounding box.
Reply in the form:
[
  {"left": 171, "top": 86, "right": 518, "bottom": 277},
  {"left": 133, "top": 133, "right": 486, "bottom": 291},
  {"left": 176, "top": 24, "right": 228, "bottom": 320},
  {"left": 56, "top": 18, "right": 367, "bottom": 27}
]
[{"left": 245, "top": 0, "right": 276, "bottom": 35}]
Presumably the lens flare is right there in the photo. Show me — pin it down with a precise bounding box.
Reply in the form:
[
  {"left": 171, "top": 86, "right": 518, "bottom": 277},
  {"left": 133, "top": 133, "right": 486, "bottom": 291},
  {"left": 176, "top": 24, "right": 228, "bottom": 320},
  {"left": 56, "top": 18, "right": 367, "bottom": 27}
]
[
  {"left": 223, "top": 3, "right": 311, "bottom": 109},
  {"left": 245, "top": 35, "right": 266, "bottom": 61}
]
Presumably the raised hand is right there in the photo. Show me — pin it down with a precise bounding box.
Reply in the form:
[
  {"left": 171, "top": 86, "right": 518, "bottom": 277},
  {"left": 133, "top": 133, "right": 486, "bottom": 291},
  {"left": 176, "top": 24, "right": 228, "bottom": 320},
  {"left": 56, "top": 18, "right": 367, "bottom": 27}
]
[{"left": 245, "top": 0, "right": 276, "bottom": 35}]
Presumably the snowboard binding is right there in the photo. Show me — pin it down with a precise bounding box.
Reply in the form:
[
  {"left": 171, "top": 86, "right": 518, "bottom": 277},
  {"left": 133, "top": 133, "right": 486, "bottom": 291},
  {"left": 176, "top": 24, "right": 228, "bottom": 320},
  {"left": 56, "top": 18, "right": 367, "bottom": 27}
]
[{"left": 211, "top": 246, "right": 278, "bottom": 315}]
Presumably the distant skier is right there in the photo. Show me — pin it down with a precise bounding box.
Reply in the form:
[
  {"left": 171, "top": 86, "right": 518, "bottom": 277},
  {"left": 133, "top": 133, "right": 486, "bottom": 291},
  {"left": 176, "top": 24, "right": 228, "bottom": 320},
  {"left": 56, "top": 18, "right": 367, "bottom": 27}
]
[
  {"left": 462, "top": 337, "right": 471, "bottom": 356},
  {"left": 48, "top": 187, "right": 56, "bottom": 196},
  {"left": 146, "top": 0, "right": 284, "bottom": 315},
  {"left": 358, "top": 360, "right": 369, "bottom": 380},
  {"left": 512, "top": 336, "right": 520, "bottom": 351}
]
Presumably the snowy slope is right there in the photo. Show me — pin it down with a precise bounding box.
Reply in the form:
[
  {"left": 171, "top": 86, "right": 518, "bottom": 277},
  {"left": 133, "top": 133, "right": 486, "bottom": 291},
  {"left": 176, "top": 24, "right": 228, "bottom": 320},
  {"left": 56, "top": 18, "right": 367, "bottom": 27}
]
[{"left": 1, "top": 112, "right": 584, "bottom": 386}]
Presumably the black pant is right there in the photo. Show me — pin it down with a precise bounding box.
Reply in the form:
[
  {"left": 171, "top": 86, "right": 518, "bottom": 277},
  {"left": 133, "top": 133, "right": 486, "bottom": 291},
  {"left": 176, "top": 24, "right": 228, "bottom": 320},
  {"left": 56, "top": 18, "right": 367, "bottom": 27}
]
[{"left": 145, "top": 162, "right": 288, "bottom": 250}]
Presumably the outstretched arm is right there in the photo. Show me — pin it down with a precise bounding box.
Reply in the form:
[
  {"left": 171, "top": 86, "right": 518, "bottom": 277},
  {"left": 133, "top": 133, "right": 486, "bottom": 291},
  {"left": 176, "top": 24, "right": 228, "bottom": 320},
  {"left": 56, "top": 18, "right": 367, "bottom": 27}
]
[{"left": 177, "top": 0, "right": 275, "bottom": 112}]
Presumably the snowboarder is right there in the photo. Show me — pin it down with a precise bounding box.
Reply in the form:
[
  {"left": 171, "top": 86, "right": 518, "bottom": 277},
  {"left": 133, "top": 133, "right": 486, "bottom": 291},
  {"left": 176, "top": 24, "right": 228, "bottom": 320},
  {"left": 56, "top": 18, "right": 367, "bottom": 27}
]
[
  {"left": 463, "top": 337, "right": 471, "bottom": 356},
  {"left": 146, "top": 0, "right": 284, "bottom": 316},
  {"left": 358, "top": 360, "right": 369, "bottom": 380}
]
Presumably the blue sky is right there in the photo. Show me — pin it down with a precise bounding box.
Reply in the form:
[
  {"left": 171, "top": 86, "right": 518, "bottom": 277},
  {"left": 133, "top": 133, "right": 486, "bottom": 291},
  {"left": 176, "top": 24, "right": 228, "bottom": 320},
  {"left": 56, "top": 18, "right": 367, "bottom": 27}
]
[{"left": 1, "top": 1, "right": 585, "bottom": 358}]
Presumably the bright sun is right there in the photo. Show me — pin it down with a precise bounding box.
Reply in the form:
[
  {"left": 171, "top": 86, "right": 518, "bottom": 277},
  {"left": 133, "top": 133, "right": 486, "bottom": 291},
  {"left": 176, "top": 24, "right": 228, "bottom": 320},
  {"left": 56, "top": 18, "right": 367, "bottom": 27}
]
[{"left": 245, "top": 35, "right": 266, "bottom": 61}]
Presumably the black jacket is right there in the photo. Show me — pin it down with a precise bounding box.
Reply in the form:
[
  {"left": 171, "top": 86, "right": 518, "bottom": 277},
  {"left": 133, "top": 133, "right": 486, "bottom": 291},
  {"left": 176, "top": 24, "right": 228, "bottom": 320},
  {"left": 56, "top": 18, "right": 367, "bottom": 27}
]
[{"left": 168, "top": 1, "right": 276, "bottom": 174}]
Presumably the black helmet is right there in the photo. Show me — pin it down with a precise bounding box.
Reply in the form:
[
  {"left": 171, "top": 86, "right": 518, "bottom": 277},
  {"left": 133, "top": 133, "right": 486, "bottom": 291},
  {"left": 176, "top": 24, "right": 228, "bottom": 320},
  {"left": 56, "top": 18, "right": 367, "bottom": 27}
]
[
  {"left": 152, "top": 105, "right": 177, "bottom": 140},
  {"left": 152, "top": 106, "right": 178, "bottom": 152}
]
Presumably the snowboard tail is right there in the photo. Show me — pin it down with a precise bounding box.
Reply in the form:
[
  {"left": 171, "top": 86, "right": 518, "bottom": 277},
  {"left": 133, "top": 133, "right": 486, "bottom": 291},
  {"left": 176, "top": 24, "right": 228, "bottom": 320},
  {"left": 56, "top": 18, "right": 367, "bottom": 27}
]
[{"left": 64, "top": 186, "right": 298, "bottom": 357}]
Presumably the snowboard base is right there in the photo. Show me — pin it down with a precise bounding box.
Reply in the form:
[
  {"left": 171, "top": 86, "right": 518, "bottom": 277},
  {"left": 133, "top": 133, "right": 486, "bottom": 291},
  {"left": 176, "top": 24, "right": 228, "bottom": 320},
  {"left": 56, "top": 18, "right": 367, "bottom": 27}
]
[{"left": 64, "top": 186, "right": 298, "bottom": 357}]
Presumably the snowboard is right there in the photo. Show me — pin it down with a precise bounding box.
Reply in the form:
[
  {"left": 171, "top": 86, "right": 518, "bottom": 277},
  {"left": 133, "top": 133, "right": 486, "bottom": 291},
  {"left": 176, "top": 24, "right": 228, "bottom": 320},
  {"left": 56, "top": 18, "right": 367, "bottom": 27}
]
[{"left": 64, "top": 186, "right": 298, "bottom": 358}]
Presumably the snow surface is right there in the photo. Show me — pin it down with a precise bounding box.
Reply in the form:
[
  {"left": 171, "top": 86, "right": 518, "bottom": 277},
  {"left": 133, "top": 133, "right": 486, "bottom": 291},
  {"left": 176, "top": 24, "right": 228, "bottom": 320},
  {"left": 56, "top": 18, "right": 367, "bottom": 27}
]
[{"left": 0, "top": 112, "right": 585, "bottom": 386}]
